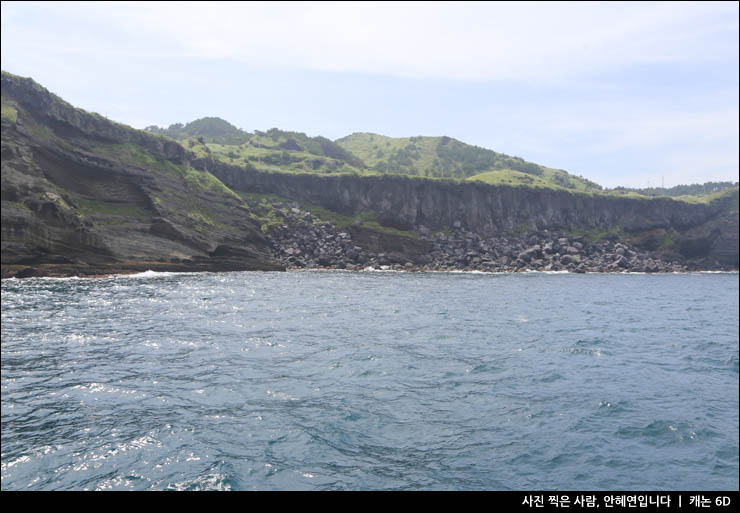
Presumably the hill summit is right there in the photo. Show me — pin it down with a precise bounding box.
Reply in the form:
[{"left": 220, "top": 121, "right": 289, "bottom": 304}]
[{"left": 145, "top": 117, "right": 247, "bottom": 144}]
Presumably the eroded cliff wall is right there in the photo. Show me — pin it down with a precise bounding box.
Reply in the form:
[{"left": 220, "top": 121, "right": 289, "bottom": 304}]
[
  {"left": 2, "top": 71, "right": 738, "bottom": 276},
  {"left": 1, "top": 72, "right": 281, "bottom": 276},
  {"left": 204, "top": 161, "right": 739, "bottom": 268}
]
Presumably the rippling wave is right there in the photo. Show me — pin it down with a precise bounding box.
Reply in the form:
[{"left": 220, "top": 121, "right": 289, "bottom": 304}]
[{"left": 2, "top": 271, "right": 738, "bottom": 490}]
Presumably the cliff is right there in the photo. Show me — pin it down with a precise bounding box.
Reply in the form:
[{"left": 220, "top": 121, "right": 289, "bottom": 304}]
[
  {"left": 204, "top": 161, "right": 739, "bottom": 268},
  {"left": 1, "top": 71, "right": 281, "bottom": 277},
  {"left": 1, "top": 71, "right": 737, "bottom": 277}
]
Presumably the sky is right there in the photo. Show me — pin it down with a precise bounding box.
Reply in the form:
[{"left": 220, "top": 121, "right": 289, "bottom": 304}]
[{"left": 1, "top": 1, "right": 738, "bottom": 188}]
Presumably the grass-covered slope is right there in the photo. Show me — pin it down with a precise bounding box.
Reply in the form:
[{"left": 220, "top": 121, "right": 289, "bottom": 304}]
[
  {"left": 612, "top": 181, "right": 739, "bottom": 199},
  {"left": 334, "top": 132, "right": 603, "bottom": 190},
  {"left": 146, "top": 122, "right": 366, "bottom": 174},
  {"left": 145, "top": 117, "right": 250, "bottom": 145},
  {"left": 142, "top": 119, "right": 734, "bottom": 205},
  {"left": 144, "top": 120, "right": 605, "bottom": 193}
]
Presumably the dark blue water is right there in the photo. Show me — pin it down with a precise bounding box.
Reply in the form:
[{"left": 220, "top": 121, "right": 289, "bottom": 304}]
[{"left": 1, "top": 271, "right": 738, "bottom": 490}]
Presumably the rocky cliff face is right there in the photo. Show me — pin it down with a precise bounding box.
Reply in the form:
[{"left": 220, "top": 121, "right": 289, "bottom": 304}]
[
  {"left": 2, "top": 71, "right": 737, "bottom": 277},
  {"left": 205, "top": 161, "right": 739, "bottom": 269},
  {"left": 1, "top": 72, "right": 281, "bottom": 277}
]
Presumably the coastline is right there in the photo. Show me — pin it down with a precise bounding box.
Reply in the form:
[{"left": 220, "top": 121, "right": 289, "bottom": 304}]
[
  {"left": 3, "top": 262, "right": 737, "bottom": 280},
  {"left": 0, "top": 258, "right": 284, "bottom": 280}
]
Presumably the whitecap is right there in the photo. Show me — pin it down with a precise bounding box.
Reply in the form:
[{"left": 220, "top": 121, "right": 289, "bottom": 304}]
[{"left": 124, "top": 270, "right": 180, "bottom": 279}]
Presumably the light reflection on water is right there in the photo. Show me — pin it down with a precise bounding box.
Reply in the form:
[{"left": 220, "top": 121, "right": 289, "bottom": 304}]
[{"left": 1, "top": 271, "right": 738, "bottom": 490}]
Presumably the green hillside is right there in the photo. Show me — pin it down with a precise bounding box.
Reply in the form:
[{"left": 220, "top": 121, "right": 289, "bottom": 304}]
[
  {"left": 335, "top": 132, "right": 602, "bottom": 191},
  {"left": 466, "top": 169, "right": 560, "bottom": 190},
  {"left": 608, "top": 181, "right": 739, "bottom": 199},
  {"left": 145, "top": 121, "right": 604, "bottom": 192},
  {"left": 141, "top": 118, "right": 733, "bottom": 202},
  {"left": 467, "top": 167, "right": 603, "bottom": 193},
  {"left": 146, "top": 121, "right": 366, "bottom": 174},
  {"left": 145, "top": 117, "right": 250, "bottom": 145}
]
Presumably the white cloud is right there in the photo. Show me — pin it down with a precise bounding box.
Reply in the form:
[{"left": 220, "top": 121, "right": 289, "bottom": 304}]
[
  {"left": 26, "top": 1, "right": 738, "bottom": 81},
  {"left": 2, "top": 1, "right": 736, "bottom": 187}
]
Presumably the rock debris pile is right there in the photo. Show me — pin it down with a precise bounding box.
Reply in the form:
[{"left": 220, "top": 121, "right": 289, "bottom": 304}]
[{"left": 262, "top": 201, "right": 689, "bottom": 273}]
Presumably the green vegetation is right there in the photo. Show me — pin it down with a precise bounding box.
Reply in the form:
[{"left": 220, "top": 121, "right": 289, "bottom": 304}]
[
  {"left": 1, "top": 200, "right": 30, "bottom": 211},
  {"left": 598, "top": 188, "right": 651, "bottom": 200},
  {"left": 238, "top": 191, "right": 419, "bottom": 239},
  {"left": 80, "top": 137, "right": 241, "bottom": 200},
  {"left": 467, "top": 169, "right": 559, "bottom": 189},
  {"left": 334, "top": 133, "right": 605, "bottom": 194},
  {"left": 541, "top": 167, "right": 602, "bottom": 192},
  {"left": 173, "top": 125, "right": 606, "bottom": 195},
  {"left": 202, "top": 127, "right": 365, "bottom": 173},
  {"left": 42, "top": 191, "right": 74, "bottom": 210},
  {"left": 1, "top": 102, "right": 17, "bottom": 123},
  {"left": 254, "top": 128, "right": 363, "bottom": 166},
  {"left": 147, "top": 120, "right": 365, "bottom": 171},
  {"left": 611, "top": 181, "right": 738, "bottom": 199},
  {"left": 146, "top": 120, "right": 364, "bottom": 174},
  {"left": 467, "top": 166, "right": 605, "bottom": 193},
  {"left": 436, "top": 137, "right": 542, "bottom": 177},
  {"left": 200, "top": 142, "right": 359, "bottom": 175},
  {"left": 145, "top": 117, "right": 251, "bottom": 145},
  {"left": 16, "top": 112, "right": 59, "bottom": 144},
  {"left": 597, "top": 184, "right": 739, "bottom": 206},
  {"left": 186, "top": 210, "right": 216, "bottom": 227},
  {"left": 140, "top": 115, "right": 733, "bottom": 205},
  {"left": 6, "top": 70, "right": 733, "bottom": 208},
  {"left": 183, "top": 166, "right": 241, "bottom": 199},
  {"left": 671, "top": 186, "right": 739, "bottom": 206},
  {"left": 337, "top": 133, "right": 542, "bottom": 179}
]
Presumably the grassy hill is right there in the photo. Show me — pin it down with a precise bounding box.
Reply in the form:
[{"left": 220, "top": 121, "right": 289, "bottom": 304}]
[
  {"left": 145, "top": 121, "right": 366, "bottom": 174},
  {"left": 335, "top": 133, "right": 603, "bottom": 191},
  {"left": 466, "top": 167, "right": 605, "bottom": 193},
  {"left": 143, "top": 120, "right": 605, "bottom": 192},
  {"left": 145, "top": 117, "right": 250, "bottom": 145},
  {"left": 142, "top": 118, "right": 734, "bottom": 202},
  {"left": 608, "top": 181, "right": 739, "bottom": 199}
]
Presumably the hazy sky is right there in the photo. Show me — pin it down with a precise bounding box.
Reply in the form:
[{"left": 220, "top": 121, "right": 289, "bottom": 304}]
[{"left": 1, "top": 1, "right": 738, "bottom": 188}]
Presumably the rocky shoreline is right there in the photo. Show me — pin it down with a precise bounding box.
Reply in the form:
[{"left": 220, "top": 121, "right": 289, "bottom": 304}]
[
  {"left": 264, "top": 200, "right": 731, "bottom": 274},
  {"left": 3, "top": 199, "right": 736, "bottom": 279}
]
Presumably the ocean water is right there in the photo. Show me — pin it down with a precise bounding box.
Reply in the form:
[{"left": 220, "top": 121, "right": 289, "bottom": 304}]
[{"left": 1, "top": 270, "right": 738, "bottom": 491}]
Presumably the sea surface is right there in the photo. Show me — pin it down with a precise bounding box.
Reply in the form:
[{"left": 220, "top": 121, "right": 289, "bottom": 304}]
[{"left": 1, "top": 270, "right": 738, "bottom": 491}]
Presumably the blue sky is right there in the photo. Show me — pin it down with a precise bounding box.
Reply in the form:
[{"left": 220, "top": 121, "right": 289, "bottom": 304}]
[{"left": 1, "top": 1, "right": 738, "bottom": 188}]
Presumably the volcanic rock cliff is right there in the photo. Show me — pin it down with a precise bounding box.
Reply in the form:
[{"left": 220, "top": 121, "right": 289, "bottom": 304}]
[
  {"left": 206, "top": 161, "right": 739, "bottom": 269},
  {"left": 1, "top": 72, "right": 281, "bottom": 277},
  {"left": 1, "top": 71, "right": 737, "bottom": 278}
]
